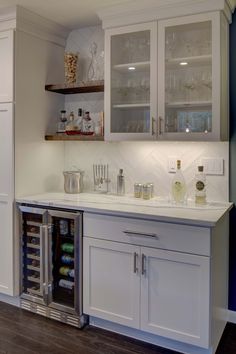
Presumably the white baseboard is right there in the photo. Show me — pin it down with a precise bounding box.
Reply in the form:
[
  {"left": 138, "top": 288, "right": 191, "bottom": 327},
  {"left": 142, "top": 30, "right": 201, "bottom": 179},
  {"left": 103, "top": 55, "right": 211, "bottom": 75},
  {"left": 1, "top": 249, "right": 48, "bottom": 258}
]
[
  {"left": 0, "top": 293, "right": 20, "bottom": 307},
  {"left": 228, "top": 310, "right": 236, "bottom": 323}
]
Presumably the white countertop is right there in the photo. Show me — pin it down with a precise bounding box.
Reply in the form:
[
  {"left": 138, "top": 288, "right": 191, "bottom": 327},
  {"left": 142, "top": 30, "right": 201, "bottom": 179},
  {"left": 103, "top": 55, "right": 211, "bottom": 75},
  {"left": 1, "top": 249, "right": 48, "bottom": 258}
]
[{"left": 16, "top": 192, "right": 233, "bottom": 227}]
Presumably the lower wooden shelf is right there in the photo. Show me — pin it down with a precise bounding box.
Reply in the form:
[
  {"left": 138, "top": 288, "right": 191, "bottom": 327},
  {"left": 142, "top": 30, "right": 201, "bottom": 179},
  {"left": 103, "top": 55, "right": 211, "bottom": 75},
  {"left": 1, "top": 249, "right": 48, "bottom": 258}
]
[{"left": 45, "top": 134, "right": 104, "bottom": 141}]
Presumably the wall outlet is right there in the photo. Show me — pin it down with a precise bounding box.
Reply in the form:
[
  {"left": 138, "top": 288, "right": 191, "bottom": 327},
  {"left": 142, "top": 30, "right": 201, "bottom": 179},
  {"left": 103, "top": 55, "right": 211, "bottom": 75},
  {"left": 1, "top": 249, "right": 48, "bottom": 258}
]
[
  {"left": 168, "top": 157, "right": 177, "bottom": 173},
  {"left": 202, "top": 157, "right": 224, "bottom": 175}
]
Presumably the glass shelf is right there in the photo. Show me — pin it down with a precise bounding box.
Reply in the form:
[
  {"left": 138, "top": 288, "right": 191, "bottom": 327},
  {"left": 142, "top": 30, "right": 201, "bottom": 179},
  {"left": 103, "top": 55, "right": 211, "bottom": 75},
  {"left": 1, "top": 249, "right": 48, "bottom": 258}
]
[
  {"left": 166, "top": 55, "right": 212, "bottom": 68},
  {"left": 113, "top": 103, "right": 150, "bottom": 109},
  {"left": 113, "top": 61, "right": 150, "bottom": 73},
  {"left": 166, "top": 101, "right": 211, "bottom": 108}
]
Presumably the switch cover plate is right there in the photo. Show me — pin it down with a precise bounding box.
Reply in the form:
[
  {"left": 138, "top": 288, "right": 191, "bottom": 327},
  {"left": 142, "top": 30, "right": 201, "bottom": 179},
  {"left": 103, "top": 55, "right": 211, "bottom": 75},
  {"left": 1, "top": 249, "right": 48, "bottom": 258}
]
[
  {"left": 168, "top": 157, "right": 178, "bottom": 173},
  {"left": 202, "top": 157, "right": 224, "bottom": 175}
]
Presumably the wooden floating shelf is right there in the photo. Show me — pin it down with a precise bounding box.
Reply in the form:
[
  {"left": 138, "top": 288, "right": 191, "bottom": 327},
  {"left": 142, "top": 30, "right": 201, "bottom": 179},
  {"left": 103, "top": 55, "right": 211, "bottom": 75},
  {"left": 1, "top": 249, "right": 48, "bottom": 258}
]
[
  {"left": 45, "top": 134, "right": 104, "bottom": 141},
  {"left": 45, "top": 80, "right": 104, "bottom": 94}
]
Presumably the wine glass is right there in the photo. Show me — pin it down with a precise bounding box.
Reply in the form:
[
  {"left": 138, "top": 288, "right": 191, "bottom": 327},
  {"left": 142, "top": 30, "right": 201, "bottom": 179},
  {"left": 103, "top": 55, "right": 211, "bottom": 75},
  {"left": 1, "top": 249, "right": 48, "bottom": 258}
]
[{"left": 165, "top": 31, "right": 177, "bottom": 59}]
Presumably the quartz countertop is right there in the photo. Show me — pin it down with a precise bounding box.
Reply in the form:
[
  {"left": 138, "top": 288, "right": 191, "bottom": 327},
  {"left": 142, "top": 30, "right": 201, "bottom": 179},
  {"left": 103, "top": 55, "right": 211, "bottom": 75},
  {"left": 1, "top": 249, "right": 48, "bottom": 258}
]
[{"left": 16, "top": 192, "right": 233, "bottom": 227}]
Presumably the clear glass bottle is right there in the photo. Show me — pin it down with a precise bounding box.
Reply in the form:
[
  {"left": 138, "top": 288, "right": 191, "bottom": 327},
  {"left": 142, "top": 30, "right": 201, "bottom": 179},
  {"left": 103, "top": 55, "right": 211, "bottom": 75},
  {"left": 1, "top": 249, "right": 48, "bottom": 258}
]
[
  {"left": 171, "top": 160, "right": 187, "bottom": 204},
  {"left": 74, "top": 108, "right": 83, "bottom": 133},
  {"left": 65, "top": 111, "right": 75, "bottom": 133},
  {"left": 195, "top": 165, "right": 206, "bottom": 205},
  {"left": 57, "top": 110, "right": 67, "bottom": 133}
]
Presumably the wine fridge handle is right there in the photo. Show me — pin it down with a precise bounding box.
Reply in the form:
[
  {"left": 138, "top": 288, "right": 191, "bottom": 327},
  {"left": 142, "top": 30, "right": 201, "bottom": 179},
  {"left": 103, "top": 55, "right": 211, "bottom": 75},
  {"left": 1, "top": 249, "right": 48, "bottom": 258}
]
[
  {"left": 41, "top": 225, "right": 48, "bottom": 304},
  {"left": 47, "top": 225, "right": 53, "bottom": 302}
]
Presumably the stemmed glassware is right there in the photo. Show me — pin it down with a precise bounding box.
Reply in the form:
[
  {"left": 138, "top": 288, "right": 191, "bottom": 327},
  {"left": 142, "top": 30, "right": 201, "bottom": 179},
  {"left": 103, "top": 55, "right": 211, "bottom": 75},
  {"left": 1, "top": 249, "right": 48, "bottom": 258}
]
[{"left": 166, "top": 31, "right": 177, "bottom": 59}]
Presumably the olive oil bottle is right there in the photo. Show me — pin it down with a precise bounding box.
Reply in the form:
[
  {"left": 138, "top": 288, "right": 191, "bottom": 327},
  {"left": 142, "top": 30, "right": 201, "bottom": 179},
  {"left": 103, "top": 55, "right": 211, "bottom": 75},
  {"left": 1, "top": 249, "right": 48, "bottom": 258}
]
[{"left": 171, "top": 160, "right": 187, "bottom": 204}]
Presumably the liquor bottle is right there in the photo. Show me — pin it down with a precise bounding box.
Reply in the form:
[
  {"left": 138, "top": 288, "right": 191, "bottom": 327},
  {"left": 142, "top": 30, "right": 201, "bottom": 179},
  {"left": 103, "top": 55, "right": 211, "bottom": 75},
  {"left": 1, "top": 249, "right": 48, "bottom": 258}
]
[
  {"left": 195, "top": 165, "right": 206, "bottom": 205},
  {"left": 73, "top": 108, "right": 83, "bottom": 133},
  {"left": 81, "top": 111, "right": 94, "bottom": 135},
  {"left": 171, "top": 160, "right": 187, "bottom": 204},
  {"left": 57, "top": 110, "right": 67, "bottom": 133},
  {"left": 65, "top": 111, "right": 75, "bottom": 134}
]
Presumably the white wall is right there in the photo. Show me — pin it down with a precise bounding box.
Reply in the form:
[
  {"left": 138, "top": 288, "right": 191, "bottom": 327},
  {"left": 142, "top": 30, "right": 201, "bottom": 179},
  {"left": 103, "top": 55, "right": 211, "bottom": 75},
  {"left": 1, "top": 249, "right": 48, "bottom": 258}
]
[
  {"left": 62, "top": 25, "right": 229, "bottom": 203},
  {"left": 64, "top": 141, "right": 229, "bottom": 202},
  {"left": 15, "top": 29, "right": 65, "bottom": 197}
]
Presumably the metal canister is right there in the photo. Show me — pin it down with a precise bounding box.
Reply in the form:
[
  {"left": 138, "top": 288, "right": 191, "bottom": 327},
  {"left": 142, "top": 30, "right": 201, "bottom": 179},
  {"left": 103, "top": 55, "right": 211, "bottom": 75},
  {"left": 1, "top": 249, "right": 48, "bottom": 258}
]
[
  {"left": 142, "top": 183, "right": 152, "bottom": 200},
  {"left": 147, "top": 183, "right": 154, "bottom": 198},
  {"left": 134, "top": 183, "right": 143, "bottom": 198}
]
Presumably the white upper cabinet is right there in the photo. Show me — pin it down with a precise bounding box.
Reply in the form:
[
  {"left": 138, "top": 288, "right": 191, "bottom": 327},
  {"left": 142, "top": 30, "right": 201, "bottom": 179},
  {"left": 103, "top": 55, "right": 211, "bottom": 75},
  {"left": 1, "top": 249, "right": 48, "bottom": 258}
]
[
  {"left": 157, "top": 12, "right": 228, "bottom": 141},
  {"left": 103, "top": 11, "right": 229, "bottom": 141},
  {"left": 0, "top": 30, "right": 14, "bottom": 103},
  {"left": 104, "top": 22, "right": 157, "bottom": 141}
]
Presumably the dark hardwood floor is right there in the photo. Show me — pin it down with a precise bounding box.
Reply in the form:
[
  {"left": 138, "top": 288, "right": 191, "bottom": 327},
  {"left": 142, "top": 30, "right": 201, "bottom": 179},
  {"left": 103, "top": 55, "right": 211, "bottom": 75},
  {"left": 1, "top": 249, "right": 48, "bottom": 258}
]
[{"left": 0, "top": 301, "right": 235, "bottom": 354}]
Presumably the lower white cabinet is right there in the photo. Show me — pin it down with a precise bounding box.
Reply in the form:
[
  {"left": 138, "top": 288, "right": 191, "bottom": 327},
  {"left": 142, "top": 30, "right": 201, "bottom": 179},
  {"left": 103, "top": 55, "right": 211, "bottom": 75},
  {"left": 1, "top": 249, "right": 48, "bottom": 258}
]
[
  {"left": 83, "top": 234, "right": 210, "bottom": 348},
  {"left": 140, "top": 247, "right": 210, "bottom": 347},
  {"left": 0, "top": 103, "right": 14, "bottom": 295},
  {"left": 83, "top": 238, "right": 140, "bottom": 328}
]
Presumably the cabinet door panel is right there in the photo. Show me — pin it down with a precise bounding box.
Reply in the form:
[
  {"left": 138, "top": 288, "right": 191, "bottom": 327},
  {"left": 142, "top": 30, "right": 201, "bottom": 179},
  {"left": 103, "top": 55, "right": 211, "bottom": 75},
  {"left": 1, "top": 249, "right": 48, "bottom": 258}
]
[
  {"left": 158, "top": 12, "right": 223, "bottom": 141},
  {"left": 0, "top": 103, "right": 14, "bottom": 295},
  {"left": 0, "top": 30, "right": 14, "bottom": 102},
  {"left": 105, "top": 22, "right": 157, "bottom": 141},
  {"left": 0, "top": 103, "right": 13, "bottom": 195},
  {"left": 83, "top": 237, "right": 140, "bottom": 328},
  {"left": 0, "top": 201, "right": 13, "bottom": 294},
  {"left": 140, "top": 247, "right": 210, "bottom": 348}
]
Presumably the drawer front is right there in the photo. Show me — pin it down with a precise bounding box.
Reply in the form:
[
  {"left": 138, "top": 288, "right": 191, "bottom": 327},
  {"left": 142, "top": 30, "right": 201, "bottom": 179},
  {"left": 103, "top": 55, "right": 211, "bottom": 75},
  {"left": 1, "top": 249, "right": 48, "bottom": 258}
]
[{"left": 83, "top": 212, "right": 211, "bottom": 256}]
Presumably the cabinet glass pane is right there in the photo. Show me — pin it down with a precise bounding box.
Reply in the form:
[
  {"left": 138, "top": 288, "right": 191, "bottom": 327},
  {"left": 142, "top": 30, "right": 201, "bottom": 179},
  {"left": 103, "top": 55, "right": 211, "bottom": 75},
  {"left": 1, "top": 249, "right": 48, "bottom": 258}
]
[
  {"left": 51, "top": 216, "right": 75, "bottom": 308},
  {"left": 164, "top": 21, "right": 212, "bottom": 134},
  {"left": 111, "top": 30, "right": 151, "bottom": 134}
]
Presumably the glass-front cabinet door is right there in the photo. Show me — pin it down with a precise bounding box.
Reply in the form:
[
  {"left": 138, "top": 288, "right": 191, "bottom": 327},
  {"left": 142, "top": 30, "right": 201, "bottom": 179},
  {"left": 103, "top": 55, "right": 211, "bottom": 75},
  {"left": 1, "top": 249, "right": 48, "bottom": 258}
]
[
  {"left": 105, "top": 22, "right": 157, "bottom": 140},
  {"left": 158, "top": 12, "right": 228, "bottom": 141}
]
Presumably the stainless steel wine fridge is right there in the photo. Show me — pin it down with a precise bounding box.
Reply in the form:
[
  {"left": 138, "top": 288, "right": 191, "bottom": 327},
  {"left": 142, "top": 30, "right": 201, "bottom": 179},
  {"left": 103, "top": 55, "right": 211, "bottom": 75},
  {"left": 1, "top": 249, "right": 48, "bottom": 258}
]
[{"left": 19, "top": 205, "right": 87, "bottom": 328}]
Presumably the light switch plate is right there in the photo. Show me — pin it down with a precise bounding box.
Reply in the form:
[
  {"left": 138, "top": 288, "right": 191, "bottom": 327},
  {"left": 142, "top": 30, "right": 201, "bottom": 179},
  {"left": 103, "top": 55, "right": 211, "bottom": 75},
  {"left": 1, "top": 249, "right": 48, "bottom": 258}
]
[
  {"left": 202, "top": 157, "right": 224, "bottom": 175},
  {"left": 168, "top": 157, "right": 178, "bottom": 173}
]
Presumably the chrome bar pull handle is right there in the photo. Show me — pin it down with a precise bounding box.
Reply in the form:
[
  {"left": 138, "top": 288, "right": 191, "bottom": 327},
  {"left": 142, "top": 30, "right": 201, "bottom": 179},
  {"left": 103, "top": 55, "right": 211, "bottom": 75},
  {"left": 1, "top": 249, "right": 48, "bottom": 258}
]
[
  {"left": 39, "top": 225, "right": 44, "bottom": 296},
  {"left": 158, "top": 116, "right": 163, "bottom": 135},
  {"left": 47, "top": 225, "right": 53, "bottom": 302},
  {"left": 151, "top": 117, "right": 155, "bottom": 136},
  {"left": 124, "top": 230, "right": 159, "bottom": 239},
  {"left": 133, "top": 252, "right": 138, "bottom": 274},
  {"left": 41, "top": 225, "right": 48, "bottom": 303},
  {"left": 44, "top": 224, "right": 49, "bottom": 296},
  {"left": 141, "top": 254, "right": 146, "bottom": 276}
]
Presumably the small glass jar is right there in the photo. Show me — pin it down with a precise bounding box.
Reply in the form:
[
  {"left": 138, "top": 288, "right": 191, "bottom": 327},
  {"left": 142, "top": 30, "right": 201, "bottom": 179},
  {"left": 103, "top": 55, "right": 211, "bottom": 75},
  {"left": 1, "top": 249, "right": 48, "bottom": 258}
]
[
  {"left": 147, "top": 183, "right": 154, "bottom": 198},
  {"left": 134, "top": 183, "right": 142, "bottom": 198},
  {"left": 142, "top": 184, "right": 152, "bottom": 200}
]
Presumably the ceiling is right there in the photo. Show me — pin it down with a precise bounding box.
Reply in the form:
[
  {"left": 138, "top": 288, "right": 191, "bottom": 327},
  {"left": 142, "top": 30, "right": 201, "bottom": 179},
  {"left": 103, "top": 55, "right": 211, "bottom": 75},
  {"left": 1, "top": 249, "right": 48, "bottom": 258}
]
[{"left": 0, "top": 0, "right": 133, "bottom": 30}]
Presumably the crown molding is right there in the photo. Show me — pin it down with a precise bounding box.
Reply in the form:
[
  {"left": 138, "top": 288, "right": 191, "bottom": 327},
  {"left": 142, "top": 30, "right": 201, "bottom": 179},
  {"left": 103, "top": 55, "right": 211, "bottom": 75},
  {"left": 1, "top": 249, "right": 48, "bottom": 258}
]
[
  {"left": 0, "top": 7, "right": 16, "bottom": 31},
  {"left": 0, "top": 5, "right": 69, "bottom": 46},
  {"left": 97, "top": 0, "right": 235, "bottom": 28},
  {"left": 16, "top": 6, "right": 69, "bottom": 47},
  {"left": 226, "top": 0, "right": 236, "bottom": 11}
]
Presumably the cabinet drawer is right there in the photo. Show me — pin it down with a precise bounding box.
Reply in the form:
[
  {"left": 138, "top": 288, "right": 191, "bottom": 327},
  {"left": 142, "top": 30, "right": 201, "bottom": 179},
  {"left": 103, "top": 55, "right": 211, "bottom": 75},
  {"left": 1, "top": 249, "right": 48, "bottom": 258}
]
[{"left": 83, "top": 212, "right": 211, "bottom": 256}]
